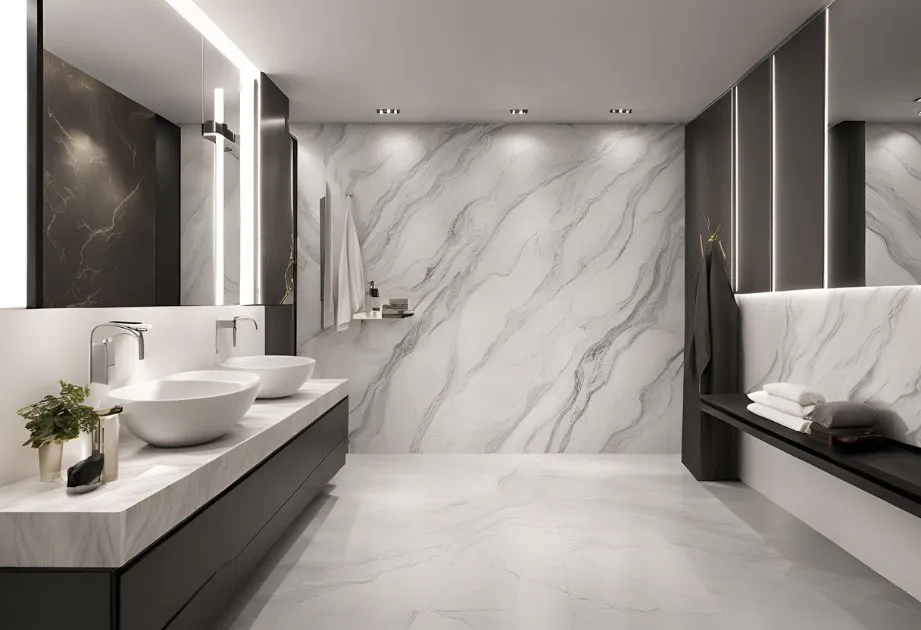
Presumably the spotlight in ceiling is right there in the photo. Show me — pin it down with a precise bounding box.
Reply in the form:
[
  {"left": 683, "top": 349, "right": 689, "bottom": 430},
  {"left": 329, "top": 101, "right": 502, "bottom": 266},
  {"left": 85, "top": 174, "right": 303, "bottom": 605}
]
[
  {"left": 914, "top": 97, "right": 921, "bottom": 103},
  {"left": 610, "top": 108, "right": 633, "bottom": 114},
  {"left": 376, "top": 108, "right": 400, "bottom": 115},
  {"left": 509, "top": 108, "right": 529, "bottom": 115}
]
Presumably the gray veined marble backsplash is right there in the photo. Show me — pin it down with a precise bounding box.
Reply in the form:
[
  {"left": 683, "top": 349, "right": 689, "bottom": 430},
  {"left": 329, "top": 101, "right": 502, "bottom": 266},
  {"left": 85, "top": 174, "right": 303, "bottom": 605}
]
[
  {"left": 294, "top": 123, "right": 686, "bottom": 454},
  {"left": 738, "top": 286, "right": 921, "bottom": 448},
  {"left": 866, "top": 123, "right": 921, "bottom": 286}
]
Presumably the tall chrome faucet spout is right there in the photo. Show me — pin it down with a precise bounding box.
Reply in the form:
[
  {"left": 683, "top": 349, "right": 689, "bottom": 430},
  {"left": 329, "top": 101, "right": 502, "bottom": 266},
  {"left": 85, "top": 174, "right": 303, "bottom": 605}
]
[{"left": 89, "top": 321, "right": 149, "bottom": 385}]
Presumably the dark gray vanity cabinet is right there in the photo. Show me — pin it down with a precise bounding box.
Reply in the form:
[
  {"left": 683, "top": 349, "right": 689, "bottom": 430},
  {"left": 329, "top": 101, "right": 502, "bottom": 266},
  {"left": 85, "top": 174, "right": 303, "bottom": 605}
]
[{"left": 0, "top": 398, "right": 348, "bottom": 630}]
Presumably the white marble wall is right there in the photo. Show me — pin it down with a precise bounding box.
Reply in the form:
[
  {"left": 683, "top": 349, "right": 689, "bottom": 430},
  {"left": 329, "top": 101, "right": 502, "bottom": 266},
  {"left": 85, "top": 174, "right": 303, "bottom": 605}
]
[
  {"left": 180, "top": 123, "right": 241, "bottom": 305},
  {"left": 866, "top": 124, "right": 921, "bottom": 286},
  {"left": 737, "top": 286, "right": 921, "bottom": 446},
  {"left": 293, "top": 124, "right": 685, "bottom": 453}
]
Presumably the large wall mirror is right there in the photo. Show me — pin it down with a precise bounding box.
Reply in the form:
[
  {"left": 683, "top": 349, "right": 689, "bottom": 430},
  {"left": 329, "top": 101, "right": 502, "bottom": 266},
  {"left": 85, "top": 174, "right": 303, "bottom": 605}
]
[
  {"left": 830, "top": 0, "right": 921, "bottom": 286},
  {"left": 40, "top": 0, "right": 246, "bottom": 307}
]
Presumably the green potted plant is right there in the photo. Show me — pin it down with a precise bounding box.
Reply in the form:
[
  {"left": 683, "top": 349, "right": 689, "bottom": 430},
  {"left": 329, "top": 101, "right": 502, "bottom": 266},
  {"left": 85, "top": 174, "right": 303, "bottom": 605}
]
[{"left": 17, "top": 381, "right": 98, "bottom": 482}]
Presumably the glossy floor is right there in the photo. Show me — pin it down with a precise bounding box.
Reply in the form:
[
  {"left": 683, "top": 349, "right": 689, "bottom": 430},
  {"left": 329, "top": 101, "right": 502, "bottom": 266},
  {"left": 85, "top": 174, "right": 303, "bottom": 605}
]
[{"left": 220, "top": 455, "right": 921, "bottom": 629}]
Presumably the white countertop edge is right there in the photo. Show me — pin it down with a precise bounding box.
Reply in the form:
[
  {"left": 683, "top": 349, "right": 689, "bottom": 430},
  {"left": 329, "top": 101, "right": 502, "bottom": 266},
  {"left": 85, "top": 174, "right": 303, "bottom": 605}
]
[{"left": 0, "top": 379, "right": 348, "bottom": 568}]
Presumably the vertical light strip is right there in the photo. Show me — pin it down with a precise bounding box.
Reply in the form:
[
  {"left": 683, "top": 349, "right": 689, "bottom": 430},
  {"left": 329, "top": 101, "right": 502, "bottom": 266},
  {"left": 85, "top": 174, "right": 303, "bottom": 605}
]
[
  {"left": 771, "top": 55, "right": 778, "bottom": 292},
  {"left": 239, "top": 76, "right": 256, "bottom": 304},
  {"left": 0, "top": 0, "right": 28, "bottom": 308},
  {"left": 213, "top": 88, "right": 225, "bottom": 306},
  {"left": 255, "top": 77, "right": 263, "bottom": 304},
  {"left": 732, "top": 86, "right": 740, "bottom": 290},
  {"left": 823, "top": 8, "right": 830, "bottom": 288}
]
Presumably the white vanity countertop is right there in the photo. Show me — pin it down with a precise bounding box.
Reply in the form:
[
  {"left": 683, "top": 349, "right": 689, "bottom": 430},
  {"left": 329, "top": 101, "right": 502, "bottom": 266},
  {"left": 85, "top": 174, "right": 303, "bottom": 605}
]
[{"left": 0, "top": 379, "right": 348, "bottom": 568}]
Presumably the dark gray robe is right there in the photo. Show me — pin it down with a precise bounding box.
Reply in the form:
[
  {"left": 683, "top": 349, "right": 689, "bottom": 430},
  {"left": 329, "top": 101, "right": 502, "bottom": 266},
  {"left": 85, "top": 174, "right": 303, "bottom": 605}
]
[{"left": 686, "top": 245, "right": 740, "bottom": 394}]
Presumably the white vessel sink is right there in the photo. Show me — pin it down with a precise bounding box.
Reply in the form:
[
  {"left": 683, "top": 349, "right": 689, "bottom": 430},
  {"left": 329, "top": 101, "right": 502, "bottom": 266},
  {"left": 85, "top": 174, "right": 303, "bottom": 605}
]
[
  {"left": 110, "top": 372, "right": 258, "bottom": 448},
  {"left": 217, "top": 355, "right": 316, "bottom": 399}
]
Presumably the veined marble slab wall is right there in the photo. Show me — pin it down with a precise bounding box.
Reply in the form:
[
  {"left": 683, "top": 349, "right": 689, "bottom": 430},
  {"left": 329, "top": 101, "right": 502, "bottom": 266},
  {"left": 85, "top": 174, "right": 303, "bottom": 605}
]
[
  {"left": 294, "top": 124, "right": 685, "bottom": 453},
  {"left": 866, "top": 124, "right": 921, "bottom": 286},
  {"left": 44, "top": 52, "right": 157, "bottom": 307},
  {"left": 180, "top": 122, "right": 241, "bottom": 305},
  {"left": 738, "top": 286, "right": 921, "bottom": 447}
]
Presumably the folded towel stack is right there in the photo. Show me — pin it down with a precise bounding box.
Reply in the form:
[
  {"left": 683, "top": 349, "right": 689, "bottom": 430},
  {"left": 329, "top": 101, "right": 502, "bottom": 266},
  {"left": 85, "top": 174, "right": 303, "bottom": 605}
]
[{"left": 746, "top": 382, "right": 826, "bottom": 433}]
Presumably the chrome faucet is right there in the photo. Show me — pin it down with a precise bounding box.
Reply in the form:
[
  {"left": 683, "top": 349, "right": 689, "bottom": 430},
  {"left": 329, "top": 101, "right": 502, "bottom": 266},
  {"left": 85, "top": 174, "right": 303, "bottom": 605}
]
[
  {"left": 89, "top": 321, "right": 149, "bottom": 385},
  {"left": 216, "top": 316, "right": 258, "bottom": 352}
]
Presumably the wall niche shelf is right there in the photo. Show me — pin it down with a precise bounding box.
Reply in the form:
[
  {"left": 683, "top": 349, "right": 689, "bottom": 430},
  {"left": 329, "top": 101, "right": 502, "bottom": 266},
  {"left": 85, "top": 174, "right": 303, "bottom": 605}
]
[{"left": 353, "top": 311, "right": 415, "bottom": 320}]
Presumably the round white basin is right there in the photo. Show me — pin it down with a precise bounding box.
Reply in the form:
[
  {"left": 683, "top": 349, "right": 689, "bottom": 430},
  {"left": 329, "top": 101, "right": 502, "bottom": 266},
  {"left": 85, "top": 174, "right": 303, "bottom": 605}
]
[
  {"left": 217, "top": 355, "right": 316, "bottom": 399},
  {"left": 110, "top": 377, "right": 258, "bottom": 448}
]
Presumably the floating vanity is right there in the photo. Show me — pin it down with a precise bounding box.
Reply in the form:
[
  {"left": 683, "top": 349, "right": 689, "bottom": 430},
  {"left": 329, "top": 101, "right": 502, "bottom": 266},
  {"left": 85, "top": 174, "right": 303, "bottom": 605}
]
[{"left": 0, "top": 379, "right": 348, "bottom": 630}]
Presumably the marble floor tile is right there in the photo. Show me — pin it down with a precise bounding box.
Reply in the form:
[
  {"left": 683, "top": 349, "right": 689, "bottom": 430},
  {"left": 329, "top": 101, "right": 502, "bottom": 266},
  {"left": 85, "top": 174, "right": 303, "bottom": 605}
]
[{"left": 220, "top": 455, "right": 921, "bottom": 630}]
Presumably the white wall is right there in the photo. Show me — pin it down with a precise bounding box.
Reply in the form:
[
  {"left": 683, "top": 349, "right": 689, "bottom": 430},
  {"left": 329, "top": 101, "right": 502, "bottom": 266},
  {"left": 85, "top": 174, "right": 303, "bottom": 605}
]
[
  {"left": 737, "top": 287, "right": 921, "bottom": 601},
  {"left": 294, "top": 123, "right": 686, "bottom": 454},
  {"left": 741, "top": 435, "right": 921, "bottom": 601},
  {"left": 0, "top": 305, "right": 264, "bottom": 485}
]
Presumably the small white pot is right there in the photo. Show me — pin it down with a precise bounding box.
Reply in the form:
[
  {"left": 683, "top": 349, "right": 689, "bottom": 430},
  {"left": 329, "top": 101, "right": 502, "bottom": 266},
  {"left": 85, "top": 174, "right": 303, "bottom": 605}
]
[{"left": 38, "top": 442, "right": 63, "bottom": 482}]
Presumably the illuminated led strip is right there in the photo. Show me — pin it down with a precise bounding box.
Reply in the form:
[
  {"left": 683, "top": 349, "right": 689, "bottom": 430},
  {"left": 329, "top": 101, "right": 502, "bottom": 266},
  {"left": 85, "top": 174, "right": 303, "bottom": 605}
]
[
  {"left": 0, "top": 0, "right": 28, "bottom": 307},
  {"left": 213, "top": 88, "right": 225, "bottom": 306},
  {"left": 823, "top": 8, "right": 830, "bottom": 288},
  {"left": 732, "top": 86, "right": 740, "bottom": 289},
  {"left": 771, "top": 55, "right": 777, "bottom": 292}
]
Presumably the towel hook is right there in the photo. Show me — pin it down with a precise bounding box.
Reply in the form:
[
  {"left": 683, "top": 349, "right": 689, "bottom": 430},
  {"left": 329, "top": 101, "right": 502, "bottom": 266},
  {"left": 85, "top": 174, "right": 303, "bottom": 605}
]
[{"left": 345, "top": 191, "right": 353, "bottom": 199}]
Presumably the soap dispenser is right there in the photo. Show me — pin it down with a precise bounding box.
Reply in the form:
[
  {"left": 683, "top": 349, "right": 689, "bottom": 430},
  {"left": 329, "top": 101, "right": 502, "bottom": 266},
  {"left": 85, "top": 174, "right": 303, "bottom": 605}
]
[{"left": 367, "top": 281, "right": 381, "bottom": 316}]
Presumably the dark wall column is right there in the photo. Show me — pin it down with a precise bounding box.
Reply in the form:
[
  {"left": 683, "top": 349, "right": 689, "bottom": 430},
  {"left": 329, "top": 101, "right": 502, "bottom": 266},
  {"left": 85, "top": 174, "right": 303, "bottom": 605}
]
[
  {"left": 736, "top": 59, "right": 773, "bottom": 293},
  {"left": 774, "top": 15, "right": 827, "bottom": 290},
  {"left": 258, "top": 75, "right": 296, "bottom": 354},
  {"left": 683, "top": 93, "right": 738, "bottom": 481},
  {"left": 828, "top": 121, "right": 866, "bottom": 287},
  {"left": 155, "top": 116, "right": 181, "bottom": 306},
  {"left": 258, "top": 73, "right": 292, "bottom": 305}
]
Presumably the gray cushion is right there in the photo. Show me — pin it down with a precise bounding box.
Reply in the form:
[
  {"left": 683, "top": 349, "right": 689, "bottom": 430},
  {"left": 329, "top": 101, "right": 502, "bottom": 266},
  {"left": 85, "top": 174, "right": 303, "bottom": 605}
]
[{"left": 809, "top": 402, "right": 883, "bottom": 429}]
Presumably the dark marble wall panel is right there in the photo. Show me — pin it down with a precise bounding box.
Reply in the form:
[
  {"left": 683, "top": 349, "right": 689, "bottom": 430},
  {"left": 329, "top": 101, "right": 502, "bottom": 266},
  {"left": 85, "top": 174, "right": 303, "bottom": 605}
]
[
  {"left": 43, "top": 52, "right": 157, "bottom": 307},
  {"left": 258, "top": 74, "right": 293, "bottom": 305}
]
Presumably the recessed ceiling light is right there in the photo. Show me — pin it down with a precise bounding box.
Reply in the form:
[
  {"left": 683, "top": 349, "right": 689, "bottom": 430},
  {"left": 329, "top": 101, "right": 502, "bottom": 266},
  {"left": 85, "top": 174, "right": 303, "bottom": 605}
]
[
  {"left": 376, "top": 108, "right": 400, "bottom": 115},
  {"left": 610, "top": 108, "right": 633, "bottom": 114},
  {"left": 914, "top": 97, "right": 921, "bottom": 103},
  {"left": 509, "top": 108, "right": 529, "bottom": 115}
]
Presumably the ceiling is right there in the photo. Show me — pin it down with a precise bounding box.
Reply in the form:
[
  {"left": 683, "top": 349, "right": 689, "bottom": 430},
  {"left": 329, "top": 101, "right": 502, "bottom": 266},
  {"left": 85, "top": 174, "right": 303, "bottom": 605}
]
[
  {"left": 195, "top": 0, "right": 829, "bottom": 123},
  {"left": 829, "top": 0, "right": 921, "bottom": 124},
  {"left": 44, "top": 0, "right": 239, "bottom": 124}
]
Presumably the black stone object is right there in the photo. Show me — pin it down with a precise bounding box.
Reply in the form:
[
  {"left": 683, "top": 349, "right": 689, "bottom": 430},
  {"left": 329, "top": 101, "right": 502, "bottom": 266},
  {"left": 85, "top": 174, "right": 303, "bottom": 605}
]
[{"left": 67, "top": 452, "right": 104, "bottom": 488}]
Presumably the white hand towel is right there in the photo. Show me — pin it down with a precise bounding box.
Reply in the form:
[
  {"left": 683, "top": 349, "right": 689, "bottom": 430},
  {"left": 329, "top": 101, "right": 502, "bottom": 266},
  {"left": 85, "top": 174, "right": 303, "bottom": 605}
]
[
  {"left": 747, "top": 402, "right": 812, "bottom": 433},
  {"left": 334, "top": 198, "right": 366, "bottom": 332},
  {"left": 762, "top": 382, "right": 826, "bottom": 406},
  {"left": 748, "top": 390, "right": 815, "bottom": 418}
]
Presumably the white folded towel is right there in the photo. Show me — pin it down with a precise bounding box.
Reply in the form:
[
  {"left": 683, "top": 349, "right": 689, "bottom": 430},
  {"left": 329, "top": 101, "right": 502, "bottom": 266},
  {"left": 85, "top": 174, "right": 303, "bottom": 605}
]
[
  {"left": 762, "top": 382, "right": 826, "bottom": 406},
  {"left": 747, "top": 402, "right": 812, "bottom": 433},
  {"left": 748, "top": 390, "right": 815, "bottom": 418}
]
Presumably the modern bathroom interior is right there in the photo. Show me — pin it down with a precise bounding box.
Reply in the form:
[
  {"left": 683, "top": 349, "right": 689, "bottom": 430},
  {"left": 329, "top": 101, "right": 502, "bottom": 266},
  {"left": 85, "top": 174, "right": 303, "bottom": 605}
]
[{"left": 1, "top": 0, "right": 921, "bottom": 628}]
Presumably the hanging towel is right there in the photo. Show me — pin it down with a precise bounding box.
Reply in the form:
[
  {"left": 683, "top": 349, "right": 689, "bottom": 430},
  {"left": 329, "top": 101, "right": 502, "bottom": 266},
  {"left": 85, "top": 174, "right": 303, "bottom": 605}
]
[
  {"left": 747, "top": 402, "right": 812, "bottom": 433},
  {"left": 748, "top": 390, "right": 815, "bottom": 418},
  {"left": 763, "top": 382, "right": 826, "bottom": 406},
  {"left": 334, "top": 196, "right": 366, "bottom": 331}
]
